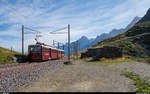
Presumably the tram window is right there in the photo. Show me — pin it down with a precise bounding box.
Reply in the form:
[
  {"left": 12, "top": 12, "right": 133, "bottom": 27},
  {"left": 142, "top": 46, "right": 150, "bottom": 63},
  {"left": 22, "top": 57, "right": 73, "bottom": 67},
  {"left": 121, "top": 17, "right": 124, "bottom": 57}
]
[
  {"left": 53, "top": 50, "right": 56, "bottom": 53},
  {"left": 29, "top": 46, "right": 41, "bottom": 52},
  {"left": 34, "top": 47, "right": 41, "bottom": 52},
  {"left": 52, "top": 50, "right": 55, "bottom": 53},
  {"left": 29, "top": 47, "right": 34, "bottom": 51},
  {"left": 43, "top": 48, "right": 49, "bottom": 52}
]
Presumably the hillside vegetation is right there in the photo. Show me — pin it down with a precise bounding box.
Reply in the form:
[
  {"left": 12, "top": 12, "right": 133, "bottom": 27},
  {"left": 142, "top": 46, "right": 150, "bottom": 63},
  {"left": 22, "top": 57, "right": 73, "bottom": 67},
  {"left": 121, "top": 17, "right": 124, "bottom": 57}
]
[
  {"left": 0, "top": 46, "right": 21, "bottom": 64},
  {"left": 95, "top": 8, "right": 150, "bottom": 60}
]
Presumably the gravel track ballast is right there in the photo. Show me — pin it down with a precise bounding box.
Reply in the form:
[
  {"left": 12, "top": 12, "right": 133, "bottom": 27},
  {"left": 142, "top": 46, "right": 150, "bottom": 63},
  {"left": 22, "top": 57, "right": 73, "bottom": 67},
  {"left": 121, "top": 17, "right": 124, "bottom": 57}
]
[{"left": 0, "top": 60, "right": 64, "bottom": 92}]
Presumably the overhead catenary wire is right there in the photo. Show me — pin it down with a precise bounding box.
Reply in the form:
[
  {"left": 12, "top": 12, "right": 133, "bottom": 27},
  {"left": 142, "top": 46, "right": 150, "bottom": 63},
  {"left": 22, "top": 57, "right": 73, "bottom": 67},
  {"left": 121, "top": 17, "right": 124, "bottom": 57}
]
[
  {"left": 23, "top": 26, "right": 43, "bottom": 46},
  {"left": 24, "top": 31, "right": 36, "bottom": 34},
  {"left": 24, "top": 26, "right": 67, "bottom": 35},
  {"left": 50, "top": 32, "right": 67, "bottom": 34},
  {"left": 24, "top": 26, "right": 68, "bottom": 43},
  {"left": 49, "top": 27, "right": 67, "bottom": 34},
  {"left": 24, "top": 27, "right": 41, "bottom": 34},
  {"left": 53, "top": 40, "right": 65, "bottom": 50}
]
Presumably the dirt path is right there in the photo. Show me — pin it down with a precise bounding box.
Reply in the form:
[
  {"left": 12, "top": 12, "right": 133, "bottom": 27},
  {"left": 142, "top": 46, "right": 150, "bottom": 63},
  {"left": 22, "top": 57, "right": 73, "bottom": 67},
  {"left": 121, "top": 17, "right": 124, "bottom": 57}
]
[{"left": 14, "top": 60, "right": 150, "bottom": 92}]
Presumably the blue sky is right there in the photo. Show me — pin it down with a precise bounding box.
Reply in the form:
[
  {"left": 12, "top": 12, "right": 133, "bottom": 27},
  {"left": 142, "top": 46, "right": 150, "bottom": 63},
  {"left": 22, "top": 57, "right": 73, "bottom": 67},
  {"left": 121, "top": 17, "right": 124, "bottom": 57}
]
[{"left": 0, "top": 0, "right": 150, "bottom": 52}]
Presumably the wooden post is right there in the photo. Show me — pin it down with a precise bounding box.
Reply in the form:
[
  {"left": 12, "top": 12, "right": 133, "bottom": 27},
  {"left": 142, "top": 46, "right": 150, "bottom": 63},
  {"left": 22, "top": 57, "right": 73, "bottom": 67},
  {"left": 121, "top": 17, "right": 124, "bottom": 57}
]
[
  {"left": 76, "top": 41, "right": 78, "bottom": 59},
  {"left": 63, "top": 44, "right": 64, "bottom": 50},
  {"left": 58, "top": 42, "right": 60, "bottom": 49},
  {"left": 74, "top": 42, "right": 76, "bottom": 58},
  {"left": 68, "top": 24, "right": 70, "bottom": 61},
  {"left": 11, "top": 46, "right": 13, "bottom": 52},
  {"left": 53, "top": 40, "right": 54, "bottom": 46},
  {"left": 22, "top": 25, "right": 24, "bottom": 57}
]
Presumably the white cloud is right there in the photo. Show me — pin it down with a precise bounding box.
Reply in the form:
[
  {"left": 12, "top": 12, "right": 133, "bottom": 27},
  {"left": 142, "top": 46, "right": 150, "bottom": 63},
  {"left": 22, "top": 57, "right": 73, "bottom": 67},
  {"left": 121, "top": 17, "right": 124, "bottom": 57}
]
[{"left": 0, "top": 0, "right": 150, "bottom": 52}]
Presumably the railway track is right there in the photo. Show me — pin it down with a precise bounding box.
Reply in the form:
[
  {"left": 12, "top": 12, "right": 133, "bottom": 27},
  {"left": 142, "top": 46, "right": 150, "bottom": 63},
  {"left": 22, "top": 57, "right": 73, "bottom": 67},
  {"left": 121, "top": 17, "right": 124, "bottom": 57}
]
[{"left": 0, "top": 59, "right": 66, "bottom": 92}]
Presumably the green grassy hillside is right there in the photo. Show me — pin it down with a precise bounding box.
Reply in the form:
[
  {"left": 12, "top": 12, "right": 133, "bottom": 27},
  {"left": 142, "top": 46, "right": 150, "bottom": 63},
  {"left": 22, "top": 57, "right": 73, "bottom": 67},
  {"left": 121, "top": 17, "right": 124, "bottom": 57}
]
[
  {"left": 95, "top": 8, "right": 150, "bottom": 60},
  {"left": 0, "top": 47, "right": 21, "bottom": 64}
]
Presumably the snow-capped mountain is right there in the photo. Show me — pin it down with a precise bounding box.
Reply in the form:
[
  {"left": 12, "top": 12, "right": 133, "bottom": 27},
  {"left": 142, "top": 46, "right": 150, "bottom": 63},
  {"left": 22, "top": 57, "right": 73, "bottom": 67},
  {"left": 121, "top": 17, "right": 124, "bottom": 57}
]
[{"left": 64, "top": 16, "right": 141, "bottom": 56}]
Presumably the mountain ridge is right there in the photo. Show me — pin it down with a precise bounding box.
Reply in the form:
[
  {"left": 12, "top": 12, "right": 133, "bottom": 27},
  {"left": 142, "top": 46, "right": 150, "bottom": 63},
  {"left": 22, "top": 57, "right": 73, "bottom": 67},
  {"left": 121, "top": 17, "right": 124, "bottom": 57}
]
[
  {"left": 64, "top": 16, "right": 141, "bottom": 56},
  {"left": 138, "top": 8, "right": 150, "bottom": 23},
  {"left": 95, "top": 8, "right": 150, "bottom": 59}
]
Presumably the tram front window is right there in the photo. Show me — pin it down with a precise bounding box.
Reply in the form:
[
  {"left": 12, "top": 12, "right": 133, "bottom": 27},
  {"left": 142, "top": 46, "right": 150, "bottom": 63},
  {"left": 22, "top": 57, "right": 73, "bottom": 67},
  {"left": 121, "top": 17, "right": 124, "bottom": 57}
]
[{"left": 29, "top": 46, "right": 41, "bottom": 52}]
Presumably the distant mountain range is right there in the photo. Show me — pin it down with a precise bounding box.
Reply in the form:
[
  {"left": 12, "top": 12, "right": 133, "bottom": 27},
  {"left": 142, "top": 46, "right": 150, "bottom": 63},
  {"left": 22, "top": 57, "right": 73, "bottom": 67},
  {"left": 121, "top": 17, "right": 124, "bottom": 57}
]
[
  {"left": 95, "top": 8, "right": 150, "bottom": 59},
  {"left": 64, "top": 16, "right": 141, "bottom": 56}
]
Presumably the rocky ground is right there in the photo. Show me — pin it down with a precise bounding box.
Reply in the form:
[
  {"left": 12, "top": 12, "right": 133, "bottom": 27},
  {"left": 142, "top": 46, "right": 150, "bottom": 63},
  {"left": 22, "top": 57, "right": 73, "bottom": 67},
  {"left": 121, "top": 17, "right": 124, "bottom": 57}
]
[
  {"left": 14, "top": 60, "right": 150, "bottom": 92},
  {"left": 0, "top": 59, "right": 65, "bottom": 92}
]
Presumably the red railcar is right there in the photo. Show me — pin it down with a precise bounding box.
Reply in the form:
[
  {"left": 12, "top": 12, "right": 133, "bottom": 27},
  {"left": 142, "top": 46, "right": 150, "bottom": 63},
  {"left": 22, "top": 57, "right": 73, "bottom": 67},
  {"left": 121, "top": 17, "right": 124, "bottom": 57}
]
[
  {"left": 57, "top": 50, "right": 62, "bottom": 58},
  {"left": 60, "top": 50, "right": 64, "bottom": 58},
  {"left": 51, "top": 48, "right": 58, "bottom": 59},
  {"left": 28, "top": 43, "right": 64, "bottom": 61}
]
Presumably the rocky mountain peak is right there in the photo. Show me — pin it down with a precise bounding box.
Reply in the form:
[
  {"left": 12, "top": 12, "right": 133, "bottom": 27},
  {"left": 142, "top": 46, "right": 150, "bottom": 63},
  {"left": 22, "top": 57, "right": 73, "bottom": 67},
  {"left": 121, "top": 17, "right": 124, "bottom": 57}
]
[
  {"left": 79, "top": 36, "right": 89, "bottom": 42},
  {"left": 138, "top": 8, "right": 150, "bottom": 23},
  {"left": 147, "top": 8, "right": 150, "bottom": 14}
]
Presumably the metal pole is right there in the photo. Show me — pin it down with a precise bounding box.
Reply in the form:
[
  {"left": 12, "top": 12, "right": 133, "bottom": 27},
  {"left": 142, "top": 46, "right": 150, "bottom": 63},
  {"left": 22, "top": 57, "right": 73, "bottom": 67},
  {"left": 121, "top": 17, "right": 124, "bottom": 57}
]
[
  {"left": 22, "top": 25, "right": 24, "bottom": 57},
  {"left": 68, "top": 24, "right": 70, "bottom": 61}
]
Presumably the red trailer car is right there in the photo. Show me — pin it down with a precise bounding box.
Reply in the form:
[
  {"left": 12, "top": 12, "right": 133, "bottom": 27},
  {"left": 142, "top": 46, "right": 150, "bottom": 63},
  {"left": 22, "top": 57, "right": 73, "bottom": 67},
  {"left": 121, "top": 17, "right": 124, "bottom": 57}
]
[
  {"left": 57, "top": 50, "right": 62, "bottom": 59},
  {"left": 60, "top": 50, "right": 64, "bottom": 58},
  {"left": 50, "top": 48, "right": 58, "bottom": 60},
  {"left": 28, "top": 44, "right": 64, "bottom": 61}
]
